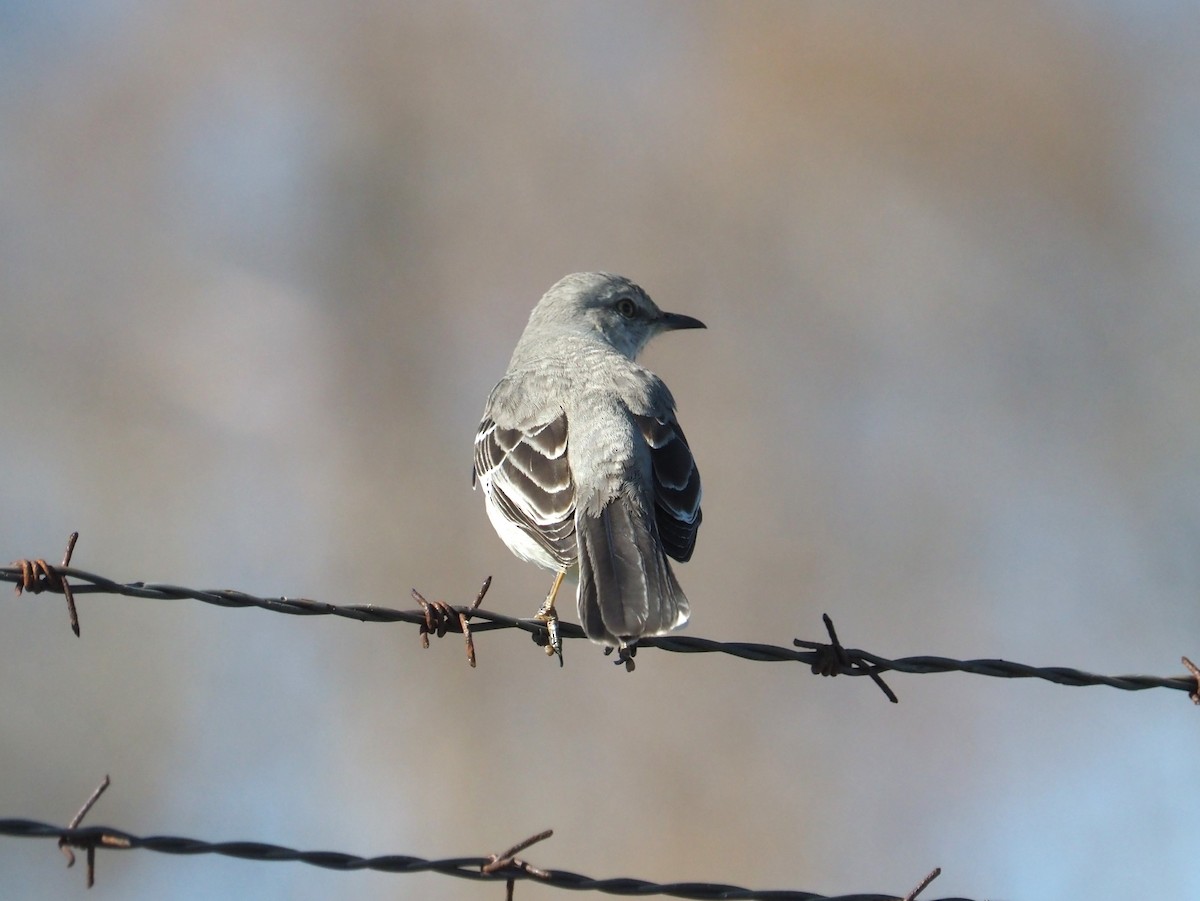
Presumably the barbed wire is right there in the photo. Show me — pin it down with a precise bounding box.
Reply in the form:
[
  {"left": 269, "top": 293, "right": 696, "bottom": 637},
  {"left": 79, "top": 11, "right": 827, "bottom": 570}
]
[
  {"left": 0, "top": 815, "right": 966, "bottom": 901},
  {"left": 4, "top": 540, "right": 1191, "bottom": 897},
  {"left": 4, "top": 535, "right": 1198, "bottom": 704}
]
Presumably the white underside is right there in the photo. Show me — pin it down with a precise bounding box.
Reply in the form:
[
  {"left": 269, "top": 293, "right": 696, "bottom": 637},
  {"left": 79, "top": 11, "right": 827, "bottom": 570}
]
[{"left": 482, "top": 487, "right": 572, "bottom": 574}]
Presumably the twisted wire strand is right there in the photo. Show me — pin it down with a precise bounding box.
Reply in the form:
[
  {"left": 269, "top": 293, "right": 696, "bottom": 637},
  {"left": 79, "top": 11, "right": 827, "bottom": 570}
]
[
  {"left": 1, "top": 566, "right": 1194, "bottom": 698},
  {"left": 0, "top": 819, "right": 974, "bottom": 901}
]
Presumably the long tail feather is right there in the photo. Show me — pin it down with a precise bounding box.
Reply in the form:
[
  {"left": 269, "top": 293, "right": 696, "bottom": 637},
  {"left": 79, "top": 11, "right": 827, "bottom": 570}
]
[{"left": 576, "top": 498, "right": 690, "bottom": 645}]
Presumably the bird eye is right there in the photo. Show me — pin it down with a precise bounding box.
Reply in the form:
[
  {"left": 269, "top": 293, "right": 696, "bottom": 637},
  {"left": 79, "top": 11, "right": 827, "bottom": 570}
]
[{"left": 616, "top": 298, "right": 637, "bottom": 319}]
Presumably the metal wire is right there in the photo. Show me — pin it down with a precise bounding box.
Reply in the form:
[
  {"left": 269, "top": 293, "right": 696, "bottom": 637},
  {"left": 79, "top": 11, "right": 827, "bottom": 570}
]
[
  {"left": 0, "top": 819, "right": 974, "bottom": 900},
  {"left": 3, "top": 564, "right": 1195, "bottom": 701},
  {"left": 4, "top": 545, "right": 1189, "bottom": 897}
]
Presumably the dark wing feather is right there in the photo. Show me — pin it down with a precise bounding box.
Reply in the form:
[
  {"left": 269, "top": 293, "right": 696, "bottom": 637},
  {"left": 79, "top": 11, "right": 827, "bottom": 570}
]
[
  {"left": 636, "top": 415, "right": 702, "bottom": 562},
  {"left": 474, "top": 412, "right": 576, "bottom": 566}
]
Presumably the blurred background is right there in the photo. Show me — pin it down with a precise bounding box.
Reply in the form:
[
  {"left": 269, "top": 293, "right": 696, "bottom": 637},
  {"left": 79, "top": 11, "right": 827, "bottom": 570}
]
[{"left": 2, "top": 3, "right": 1198, "bottom": 899}]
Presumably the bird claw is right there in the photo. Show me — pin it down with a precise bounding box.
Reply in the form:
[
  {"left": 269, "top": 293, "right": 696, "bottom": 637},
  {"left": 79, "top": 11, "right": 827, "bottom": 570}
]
[
  {"left": 603, "top": 641, "right": 637, "bottom": 672},
  {"left": 533, "top": 605, "right": 563, "bottom": 666}
]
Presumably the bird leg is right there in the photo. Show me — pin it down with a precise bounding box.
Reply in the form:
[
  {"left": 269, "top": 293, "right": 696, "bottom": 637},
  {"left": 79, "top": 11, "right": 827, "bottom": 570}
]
[{"left": 534, "top": 570, "right": 565, "bottom": 665}]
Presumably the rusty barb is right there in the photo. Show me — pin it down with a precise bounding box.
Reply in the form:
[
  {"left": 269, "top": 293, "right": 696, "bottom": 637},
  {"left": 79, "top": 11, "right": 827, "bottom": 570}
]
[
  {"left": 1183, "top": 656, "right": 1200, "bottom": 706},
  {"left": 901, "top": 866, "right": 943, "bottom": 901},
  {"left": 794, "top": 613, "right": 900, "bottom": 703},
  {"left": 481, "top": 828, "right": 553, "bottom": 901},
  {"left": 58, "top": 776, "right": 129, "bottom": 888},
  {"left": 413, "top": 576, "right": 491, "bottom": 668},
  {"left": 11, "top": 531, "right": 81, "bottom": 636}
]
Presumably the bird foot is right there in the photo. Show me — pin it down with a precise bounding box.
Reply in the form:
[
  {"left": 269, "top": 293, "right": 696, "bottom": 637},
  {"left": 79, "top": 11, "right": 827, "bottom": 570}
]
[
  {"left": 533, "top": 603, "right": 563, "bottom": 667},
  {"left": 603, "top": 640, "right": 637, "bottom": 672}
]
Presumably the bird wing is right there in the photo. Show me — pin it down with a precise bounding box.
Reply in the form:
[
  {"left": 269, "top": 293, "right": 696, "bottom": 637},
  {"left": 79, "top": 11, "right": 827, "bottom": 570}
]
[
  {"left": 636, "top": 414, "right": 702, "bottom": 562},
  {"left": 474, "top": 410, "right": 576, "bottom": 567}
]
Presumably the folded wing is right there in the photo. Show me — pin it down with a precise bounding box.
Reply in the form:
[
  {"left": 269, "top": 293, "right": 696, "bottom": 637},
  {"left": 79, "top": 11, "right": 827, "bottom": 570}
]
[
  {"left": 636, "top": 414, "right": 702, "bottom": 562},
  {"left": 474, "top": 412, "right": 576, "bottom": 567}
]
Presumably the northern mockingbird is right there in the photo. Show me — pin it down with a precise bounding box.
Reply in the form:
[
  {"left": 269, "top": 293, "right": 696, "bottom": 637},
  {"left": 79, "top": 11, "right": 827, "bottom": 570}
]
[{"left": 473, "top": 272, "right": 704, "bottom": 665}]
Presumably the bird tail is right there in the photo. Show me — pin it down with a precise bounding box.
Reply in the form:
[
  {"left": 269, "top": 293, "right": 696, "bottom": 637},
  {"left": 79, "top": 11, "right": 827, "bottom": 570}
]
[{"left": 575, "top": 498, "right": 690, "bottom": 646}]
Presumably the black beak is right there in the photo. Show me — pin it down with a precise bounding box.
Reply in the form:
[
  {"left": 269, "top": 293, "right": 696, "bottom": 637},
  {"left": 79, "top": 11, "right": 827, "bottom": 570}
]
[{"left": 660, "top": 311, "right": 707, "bottom": 331}]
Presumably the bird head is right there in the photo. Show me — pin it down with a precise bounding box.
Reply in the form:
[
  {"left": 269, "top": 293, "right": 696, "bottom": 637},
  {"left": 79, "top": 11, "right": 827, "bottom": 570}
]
[{"left": 533, "top": 272, "right": 705, "bottom": 360}]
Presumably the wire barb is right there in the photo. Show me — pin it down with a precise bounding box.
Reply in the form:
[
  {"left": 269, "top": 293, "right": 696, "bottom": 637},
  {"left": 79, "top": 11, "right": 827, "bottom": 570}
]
[
  {"left": 482, "top": 828, "right": 553, "bottom": 900},
  {"left": 57, "top": 775, "right": 128, "bottom": 888},
  {"left": 412, "top": 577, "right": 491, "bottom": 667},
  {"left": 1183, "top": 656, "right": 1200, "bottom": 705},
  {"left": 10, "top": 531, "right": 81, "bottom": 636},
  {"left": 901, "top": 866, "right": 942, "bottom": 901},
  {"left": 793, "top": 614, "right": 899, "bottom": 703}
]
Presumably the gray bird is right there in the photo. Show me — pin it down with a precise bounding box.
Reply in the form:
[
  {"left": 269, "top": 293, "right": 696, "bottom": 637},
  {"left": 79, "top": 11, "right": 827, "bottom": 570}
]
[{"left": 473, "top": 272, "right": 704, "bottom": 665}]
